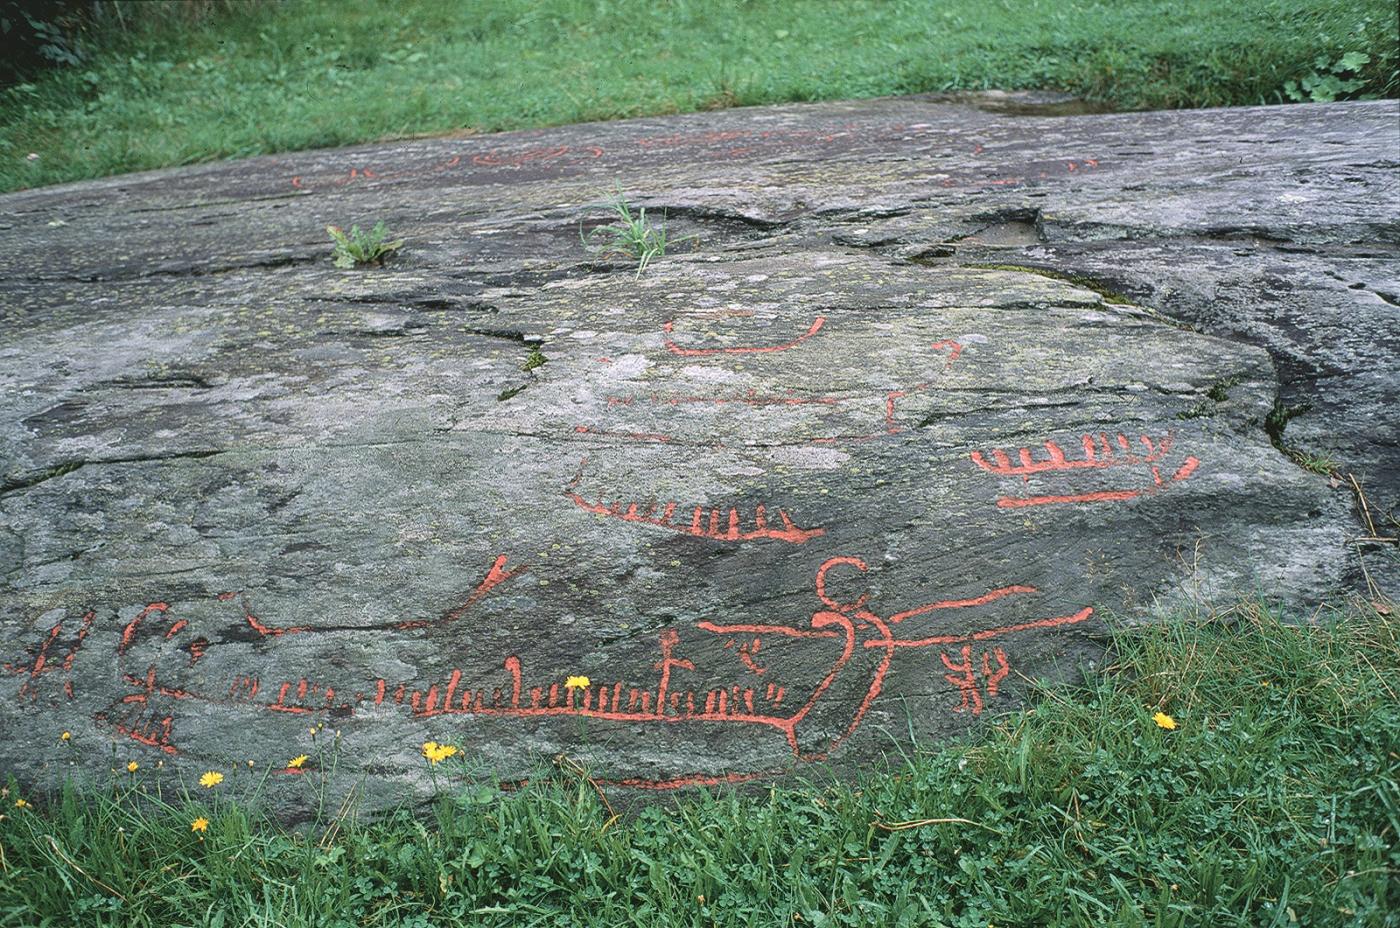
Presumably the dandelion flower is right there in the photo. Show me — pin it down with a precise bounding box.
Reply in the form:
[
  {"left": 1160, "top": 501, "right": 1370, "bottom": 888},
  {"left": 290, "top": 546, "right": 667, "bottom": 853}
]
[
  {"left": 14, "top": 798, "right": 29, "bottom": 809},
  {"left": 421, "top": 741, "right": 459, "bottom": 765},
  {"left": 127, "top": 761, "right": 139, "bottom": 773},
  {"left": 191, "top": 817, "right": 209, "bottom": 833},
  {"left": 565, "top": 675, "right": 590, "bottom": 689},
  {"left": 1152, "top": 711, "right": 1178, "bottom": 730},
  {"left": 287, "top": 755, "right": 309, "bottom": 769},
  {"left": 199, "top": 771, "right": 224, "bottom": 788},
  {"left": 60, "top": 731, "right": 71, "bottom": 741}
]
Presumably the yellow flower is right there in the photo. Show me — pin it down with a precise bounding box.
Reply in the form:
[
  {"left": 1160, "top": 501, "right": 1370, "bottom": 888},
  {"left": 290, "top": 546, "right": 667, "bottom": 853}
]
[
  {"left": 287, "top": 755, "right": 309, "bottom": 769},
  {"left": 14, "top": 798, "right": 29, "bottom": 809},
  {"left": 199, "top": 771, "right": 224, "bottom": 788},
  {"left": 1152, "top": 711, "right": 1178, "bottom": 730},
  {"left": 127, "top": 761, "right": 139, "bottom": 773},
  {"left": 60, "top": 731, "right": 71, "bottom": 741},
  {"left": 565, "top": 675, "right": 590, "bottom": 690},
  {"left": 421, "top": 741, "right": 459, "bottom": 765},
  {"left": 191, "top": 817, "right": 209, "bottom": 833}
]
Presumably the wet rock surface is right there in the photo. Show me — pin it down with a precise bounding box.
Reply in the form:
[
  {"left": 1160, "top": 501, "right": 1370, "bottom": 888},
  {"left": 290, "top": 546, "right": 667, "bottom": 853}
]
[{"left": 1, "top": 94, "right": 1395, "bottom": 810}]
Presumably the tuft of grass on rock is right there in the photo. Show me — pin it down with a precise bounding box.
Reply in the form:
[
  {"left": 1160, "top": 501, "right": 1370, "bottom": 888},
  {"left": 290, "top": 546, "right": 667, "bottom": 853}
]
[
  {"left": 327, "top": 220, "right": 404, "bottom": 268},
  {"left": 582, "top": 192, "right": 679, "bottom": 277},
  {"left": 1, "top": 599, "right": 1395, "bottom": 926}
]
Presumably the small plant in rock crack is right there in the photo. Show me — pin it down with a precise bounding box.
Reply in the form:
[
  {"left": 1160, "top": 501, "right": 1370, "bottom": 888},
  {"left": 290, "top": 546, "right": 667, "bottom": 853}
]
[
  {"left": 327, "top": 221, "right": 405, "bottom": 268},
  {"left": 580, "top": 191, "right": 685, "bottom": 277},
  {"left": 1291, "top": 449, "right": 1339, "bottom": 476}
]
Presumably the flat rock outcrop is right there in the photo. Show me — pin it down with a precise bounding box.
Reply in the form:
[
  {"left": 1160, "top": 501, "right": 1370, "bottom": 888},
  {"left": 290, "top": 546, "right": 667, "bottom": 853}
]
[{"left": 1, "top": 94, "right": 1395, "bottom": 810}]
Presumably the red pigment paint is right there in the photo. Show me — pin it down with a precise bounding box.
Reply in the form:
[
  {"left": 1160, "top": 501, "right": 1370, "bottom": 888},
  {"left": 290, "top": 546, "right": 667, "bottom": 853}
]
[
  {"left": 662, "top": 316, "right": 826, "bottom": 356},
  {"left": 972, "top": 432, "right": 1200, "bottom": 508},
  {"left": 565, "top": 465, "right": 824, "bottom": 545}
]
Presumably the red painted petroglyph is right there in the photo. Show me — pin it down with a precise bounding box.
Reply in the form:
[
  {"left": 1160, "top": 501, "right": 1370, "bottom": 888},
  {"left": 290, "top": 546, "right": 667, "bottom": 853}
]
[
  {"left": 565, "top": 460, "right": 824, "bottom": 545},
  {"left": 395, "top": 555, "right": 526, "bottom": 630},
  {"left": 228, "top": 675, "right": 354, "bottom": 716},
  {"left": 118, "top": 602, "right": 174, "bottom": 654},
  {"left": 606, "top": 390, "right": 839, "bottom": 409},
  {"left": 880, "top": 339, "right": 966, "bottom": 433},
  {"left": 973, "top": 433, "right": 1175, "bottom": 476},
  {"left": 662, "top": 316, "right": 826, "bottom": 356},
  {"left": 237, "top": 554, "right": 524, "bottom": 637},
  {"left": 19, "top": 548, "right": 1091, "bottom": 785},
  {"left": 941, "top": 645, "right": 1009, "bottom": 715},
  {"left": 472, "top": 145, "right": 572, "bottom": 167},
  {"left": 3, "top": 609, "right": 94, "bottom": 703},
  {"left": 972, "top": 432, "right": 1200, "bottom": 508},
  {"left": 362, "top": 555, "right": 1091, "bottom": 765},
  {"left": 572, "top": 424, "right": 678, "bottom": 444},
  {"left": 287, "top": 142, "right": 596, "bottom": 190},
  {"left": 95, "top": 664, "right": 192, "bottom": 754},
  {"left": 110, "top": 713, "right": 176, "bottom": 754},
  {"left": 240, "top": 599, "right": 311, "bottom": 638},
  {"left": 724, "top": 637, "right": 767, "bottom": 675},
  {"left": 887, "top": 585, "right": 1040, "bottom": 623},
  {"left": 579, "top": 335, "right": 965, "bottom": 447},
  {"left": 599, "top": 336, "right": 957, "bottom": 430},
  {"left": 119, "top": 666, "right": 194, "bottom": 703}
]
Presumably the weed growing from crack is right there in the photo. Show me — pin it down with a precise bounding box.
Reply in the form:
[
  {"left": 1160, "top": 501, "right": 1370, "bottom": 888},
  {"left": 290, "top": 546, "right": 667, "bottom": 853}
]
[
  {"left": 1206, "top": 375, "right": 1243, "bottom": 403},
  {"left": 327, "top": 221, "right": 405, "bottom": 268},
  {"left": 1264, "top": 397, "right": 1340, "bottom": 475},
  {"left": 581, "top": 191, "right": 682, "bottom": 277},
  {"left": 1178, "top": 375, "right": 1246, "bottom": 420},
  {"left": 1264, "top": 397, "right": 1311, "bottom": 449},
  {"left": 522, "top": 347, "right": 547, "bottom": 372},
  {"left": 1291, "top": 450, "right": 1340, "bottom": 476}
]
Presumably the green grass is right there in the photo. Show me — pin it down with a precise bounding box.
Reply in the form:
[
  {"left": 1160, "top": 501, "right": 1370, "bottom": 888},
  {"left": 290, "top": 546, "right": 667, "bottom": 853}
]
[
  {"left": 2, "top": 0, "right": 1397, "bottom": 193},
  {"left": 3, "top": 600, "right": 1396, "bottom": 927},
  {"left": 582, "top": 192, "right": 681, "bottom": 276},
  {"left": 327, "top": 220, "right": 405, "bottom": 269}
]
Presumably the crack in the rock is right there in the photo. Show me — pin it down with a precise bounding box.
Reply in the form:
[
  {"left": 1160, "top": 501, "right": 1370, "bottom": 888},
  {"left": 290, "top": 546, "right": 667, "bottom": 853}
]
[
  {"left": 307, "top": 294, "right": 478, "bottom": 312},
  {"left": 0, "top": 437, "right": 458, "bottom": 500},
  {"left": 10, "top": 251, "right": 323, "bottom": 283},
  {"left": 129, "top": 192, "right": 306, "bottom": 213},
  {"left": 639, "top": 202, "right": 789, "bottom": 230},
  {"left": 0, "top": 449, "right": 221, "bottom": 498},
  {"left": 99, "top": 374, "right": 218, "bottom": 390}
]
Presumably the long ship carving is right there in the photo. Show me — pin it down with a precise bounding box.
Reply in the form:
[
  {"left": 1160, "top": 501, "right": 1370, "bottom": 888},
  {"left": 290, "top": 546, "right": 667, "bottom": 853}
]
[
  {"left": 971, "top": 432, "right": 1200, "bottom": 508},
  {"left": 374, "top": 556, "right": 1093, "bottom": 763},
  {"left": 10, "top": 553, "right": 1093, "bottom": 783},
  {"left": 565, "top": 465, "right": 825, "bottom": 544}
]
